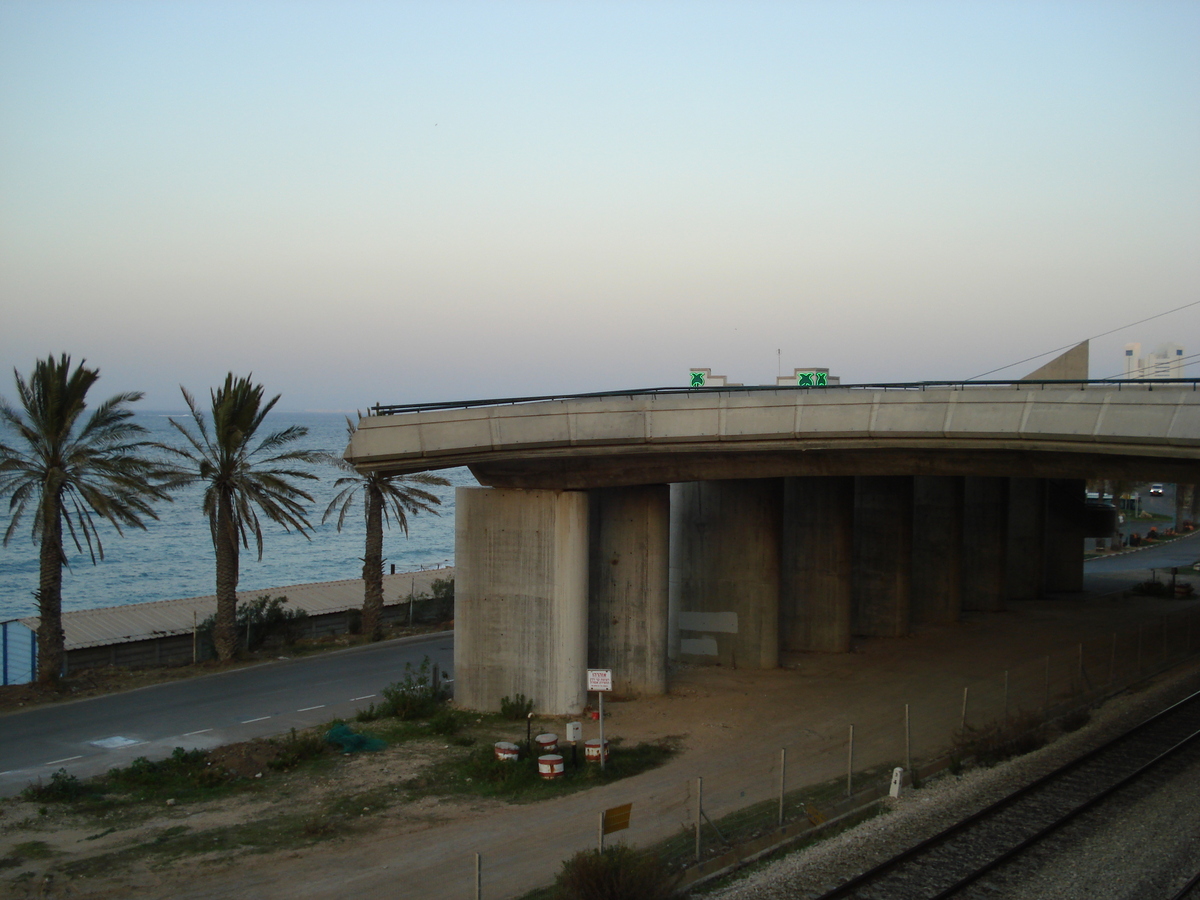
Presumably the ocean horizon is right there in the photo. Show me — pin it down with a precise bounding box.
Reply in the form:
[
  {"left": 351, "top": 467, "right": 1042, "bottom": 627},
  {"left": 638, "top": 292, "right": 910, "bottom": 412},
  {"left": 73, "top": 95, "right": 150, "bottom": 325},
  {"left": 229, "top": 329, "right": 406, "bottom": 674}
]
[{"left": 0, "top": 412, "right": 471, "bottom": 622}]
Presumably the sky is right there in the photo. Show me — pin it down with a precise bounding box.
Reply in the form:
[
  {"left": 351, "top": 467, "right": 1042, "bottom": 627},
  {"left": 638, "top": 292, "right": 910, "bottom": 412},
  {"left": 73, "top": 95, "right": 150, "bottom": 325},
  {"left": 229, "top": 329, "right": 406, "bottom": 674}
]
[{"left": 1, "top": 0, "right": 1198, "bottom": 411}]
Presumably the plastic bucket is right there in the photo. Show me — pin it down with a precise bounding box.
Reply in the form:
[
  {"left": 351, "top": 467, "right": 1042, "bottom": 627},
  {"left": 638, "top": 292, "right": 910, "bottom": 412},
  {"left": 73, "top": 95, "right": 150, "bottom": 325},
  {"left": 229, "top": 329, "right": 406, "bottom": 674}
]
[
  {"left": 494, "top": 741, "right": 520, "bottom": 762},
  {"left": 537, "top": 754, "right": 565, "bottom": 779}
]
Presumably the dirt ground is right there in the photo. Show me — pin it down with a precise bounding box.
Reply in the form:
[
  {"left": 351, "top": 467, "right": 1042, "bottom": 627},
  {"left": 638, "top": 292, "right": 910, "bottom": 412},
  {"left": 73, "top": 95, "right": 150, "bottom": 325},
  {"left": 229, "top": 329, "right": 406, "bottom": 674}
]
[{"left": 2, "top": 581, "right": 1198, "bottom": 900}]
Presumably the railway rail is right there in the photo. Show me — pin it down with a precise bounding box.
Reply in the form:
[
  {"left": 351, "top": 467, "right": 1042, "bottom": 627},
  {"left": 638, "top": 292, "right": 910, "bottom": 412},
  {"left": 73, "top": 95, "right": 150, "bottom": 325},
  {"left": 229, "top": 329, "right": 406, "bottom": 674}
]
[{"left": 812, "top": 689, "right": 1200, "bottom": 899}]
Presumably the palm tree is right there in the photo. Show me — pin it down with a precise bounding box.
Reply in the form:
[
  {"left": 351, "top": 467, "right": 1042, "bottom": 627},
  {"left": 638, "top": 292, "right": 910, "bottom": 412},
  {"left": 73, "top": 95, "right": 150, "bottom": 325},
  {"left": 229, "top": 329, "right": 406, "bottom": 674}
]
[
  {"left": 163, "top": 374, "right": 321, "bottom": 661},
  {"left": 324, "top": 417, "right": 449, "bottom": 641},
  {"left": 0, "top": 355, "right": 170, "bottom": 682}
]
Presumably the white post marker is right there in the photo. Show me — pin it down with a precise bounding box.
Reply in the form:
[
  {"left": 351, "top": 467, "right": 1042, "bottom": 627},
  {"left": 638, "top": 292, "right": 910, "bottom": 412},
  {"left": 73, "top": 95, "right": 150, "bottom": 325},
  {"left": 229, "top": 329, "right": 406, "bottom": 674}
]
[
  {"left": 890, "top": 767, "right": 904, "bottom": 799},
  {"left": 587, "top": 669, "right": 613, "bottom": 770}
]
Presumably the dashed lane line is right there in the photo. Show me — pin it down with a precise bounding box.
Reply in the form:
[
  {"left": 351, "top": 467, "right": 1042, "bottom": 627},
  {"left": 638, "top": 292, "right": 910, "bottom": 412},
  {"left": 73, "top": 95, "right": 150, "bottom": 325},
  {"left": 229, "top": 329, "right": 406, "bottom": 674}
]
[
  {"left": 240, "top": 716, "right": 271, "bottom": 724},
  {"left": 297, "top": 705, "right": 325, "bottom": 712},
  {"left": 44, "top": 756, "right": 83, "bottom": 766},
  {"left": 183, "top": 729, "right": 213, "bottom": 736},
  {"left": 351, "top": 695, "right": 376, "bottom": 702}
]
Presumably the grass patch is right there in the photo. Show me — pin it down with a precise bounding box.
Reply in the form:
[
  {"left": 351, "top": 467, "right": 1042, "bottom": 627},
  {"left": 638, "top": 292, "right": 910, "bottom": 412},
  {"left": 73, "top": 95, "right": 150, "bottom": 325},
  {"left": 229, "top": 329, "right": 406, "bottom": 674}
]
[{"left": 407, "top": 737, "right": 680, "bottom": 802}]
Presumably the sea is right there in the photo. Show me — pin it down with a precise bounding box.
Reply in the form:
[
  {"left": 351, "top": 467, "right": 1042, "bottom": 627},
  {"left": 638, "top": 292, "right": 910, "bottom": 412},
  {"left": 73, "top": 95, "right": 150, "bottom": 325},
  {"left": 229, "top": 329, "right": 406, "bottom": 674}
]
[{"left": 0, "top": 412, "right": 473, "bottom": 622}]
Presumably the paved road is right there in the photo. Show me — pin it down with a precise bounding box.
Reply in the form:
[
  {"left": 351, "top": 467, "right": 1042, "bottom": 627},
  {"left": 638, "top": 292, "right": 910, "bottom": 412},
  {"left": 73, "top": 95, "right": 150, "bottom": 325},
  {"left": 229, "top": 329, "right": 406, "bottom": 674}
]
[{"left": 0, "top": 632, "right": 453, "bottom": 797}]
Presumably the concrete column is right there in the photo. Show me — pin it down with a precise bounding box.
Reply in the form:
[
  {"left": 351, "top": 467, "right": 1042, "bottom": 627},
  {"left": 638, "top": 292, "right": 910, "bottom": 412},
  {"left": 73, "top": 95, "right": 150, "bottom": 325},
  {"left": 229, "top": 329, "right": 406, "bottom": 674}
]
[
  {"left": 853, "top": 477, "right": 913, "bottom": 637},
  {"left": 672, "top": 479, "right": 781, "bottom": 669},
  {"left": 1044, "top": 478, "right": 1086, "bottom": 592},
  {"left": 588, "top": 485, "right": 670, "bottom": 696},
  {"left": 962, "top": 477, "right": 1009, "bottom": 612},
  {"left": 910, "top": 476, "right": 963, "bottom": 625},
  {"left": 1006, "top": 478, "right": 1045, "bottom": 601},
  {"left": 1176, "top": 484, "right": 1195, "bottom": 531},
  {"left": 781, "top": 476, "right": 853, "bottom": 652},
  {"left": 454, "top": 487, "right": 589, "bottom": 714}
]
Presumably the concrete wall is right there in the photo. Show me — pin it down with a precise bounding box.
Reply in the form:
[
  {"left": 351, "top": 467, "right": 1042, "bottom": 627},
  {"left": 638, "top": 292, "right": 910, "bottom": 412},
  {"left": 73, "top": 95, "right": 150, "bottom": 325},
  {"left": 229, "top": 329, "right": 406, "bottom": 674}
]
[
  {"left": 962, "top": 477, "right": 1009, "bottom": 612},
  {"left": 853, "top": 477, "right": 913, "bottom": 637},
  {"left": 781, "top": 476, "right": 854, "bottom": 652},
  {"left": 672, "top": 480, "right": 781, "bottom": 668},
  {"left": 588, "top": 485, "right": 670, "bottom": 696},
  {"left": 454, "top": 487, "right": 589, "bottom": 714},
  {"left": 1006, "top": 478, "right": 1046, "bottom": 601},
  {"left": 911, "top": 476, "right": 964, "bottom": 625},
  {"left": 1044, "top": 479, "right": 1086, "bottom": 592}
]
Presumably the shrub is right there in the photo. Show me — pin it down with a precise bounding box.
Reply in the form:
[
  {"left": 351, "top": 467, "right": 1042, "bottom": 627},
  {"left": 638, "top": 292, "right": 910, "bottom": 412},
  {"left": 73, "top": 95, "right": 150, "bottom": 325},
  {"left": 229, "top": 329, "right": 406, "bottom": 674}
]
[
  {"left": 197, "top": 594, "right": 308, "bottom": 655},
  {"left": 430, "top": 708, "right": 462, "bottom": 735},
  {"left": 552, "top": 846, "right": 676, "bottom": 900},
  {"left": 22, "top": 769, "right": 94, "bottom": 803},
  {"left": 500, "top": 693, "right": 534, "bottom": 720},
  {"left": 378, "top": 657, "right": 448, "bottom": 720}
]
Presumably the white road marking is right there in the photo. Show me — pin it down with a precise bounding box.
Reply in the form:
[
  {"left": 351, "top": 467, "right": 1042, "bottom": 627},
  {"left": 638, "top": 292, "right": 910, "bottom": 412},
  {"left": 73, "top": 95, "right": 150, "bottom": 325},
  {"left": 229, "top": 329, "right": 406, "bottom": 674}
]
[
  {"left": 183, "top": 729, "right": 213, "bottom": 736},
  {"left": 44, "top": 756, "right": 83, "bottom": 766},
  {"left": 240, "top": 716, "right": 271, "bottom": 724},
  {"left": 351, "top": 694, "right": 376, "bottom": 701},
  {"left": 297, "top": 705, "right": 325, "bottom": 712}
]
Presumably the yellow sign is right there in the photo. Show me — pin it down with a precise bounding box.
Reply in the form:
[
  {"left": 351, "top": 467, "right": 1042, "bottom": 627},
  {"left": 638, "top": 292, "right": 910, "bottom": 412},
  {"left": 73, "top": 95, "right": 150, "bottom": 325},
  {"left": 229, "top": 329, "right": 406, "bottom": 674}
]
[{"left": 602, "top": 803, "right": 632, "bottom": 835}]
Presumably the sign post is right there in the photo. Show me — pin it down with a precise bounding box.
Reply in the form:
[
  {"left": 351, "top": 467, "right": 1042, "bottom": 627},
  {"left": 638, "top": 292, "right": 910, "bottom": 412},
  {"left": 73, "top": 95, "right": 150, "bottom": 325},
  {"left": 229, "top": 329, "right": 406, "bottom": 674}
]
[{"left": 587, "top": 668, "right": 613, "bottom": 770}]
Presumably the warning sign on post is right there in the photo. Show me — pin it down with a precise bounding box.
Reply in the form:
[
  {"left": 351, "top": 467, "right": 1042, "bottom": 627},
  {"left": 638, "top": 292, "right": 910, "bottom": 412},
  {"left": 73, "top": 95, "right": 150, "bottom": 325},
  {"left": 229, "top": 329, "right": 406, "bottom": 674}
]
[{"left": 587, "top": 669, "right": 613, "bottom": 692}]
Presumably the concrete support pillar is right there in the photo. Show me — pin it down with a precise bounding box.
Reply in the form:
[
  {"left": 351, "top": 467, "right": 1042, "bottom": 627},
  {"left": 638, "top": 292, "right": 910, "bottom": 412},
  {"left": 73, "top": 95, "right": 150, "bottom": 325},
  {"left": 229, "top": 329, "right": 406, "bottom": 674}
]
[
  {"left": 781, "top": 477, "right": 853, "bottom": 652},
  {"left": 671, "top": 479, "right": 781, "bottom": 669},
  {"left": 1176, "top": 484, "right": 1195, "bottom": 531},
  {"left": 454, "top": 487, "right": 589, "bottom": 714},
  {"left": 1044, "top": 478, "right": 1086, "bottom": 592},
  {"left": 853, "top": 477, "right": 913, "bottom": 637},
  {"left": 910, "top": 476, "right": 963, "bottom": 625},
  {"left": 962, "top": 477, "right": 1009, "bottom": 612},
  {"left": 588, "top": 485, "right": 670, "bottom": 696},
  {"left": 1006, "top": 478, "right": 1046, "bottom": 601}
]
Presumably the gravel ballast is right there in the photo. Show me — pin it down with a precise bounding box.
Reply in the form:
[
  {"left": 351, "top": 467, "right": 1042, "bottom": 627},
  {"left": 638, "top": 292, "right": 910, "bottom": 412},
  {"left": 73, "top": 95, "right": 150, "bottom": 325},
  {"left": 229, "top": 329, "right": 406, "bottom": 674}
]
[{"left": 698, "top": 660, "right": 1200, "bottom": 900}]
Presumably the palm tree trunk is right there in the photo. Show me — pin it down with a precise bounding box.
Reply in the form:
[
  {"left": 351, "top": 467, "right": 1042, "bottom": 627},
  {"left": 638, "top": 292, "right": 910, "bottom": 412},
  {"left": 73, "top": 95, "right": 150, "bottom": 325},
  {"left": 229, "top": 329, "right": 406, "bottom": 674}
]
[
  {"left": 362, "top": 483, "right": 384, "bottom": 641},
  {"left": 214, "top": 488, "right": 240, "bottom": 660},
  {"left": 36, "top": 500, "right": 65, "bottom": 683}
]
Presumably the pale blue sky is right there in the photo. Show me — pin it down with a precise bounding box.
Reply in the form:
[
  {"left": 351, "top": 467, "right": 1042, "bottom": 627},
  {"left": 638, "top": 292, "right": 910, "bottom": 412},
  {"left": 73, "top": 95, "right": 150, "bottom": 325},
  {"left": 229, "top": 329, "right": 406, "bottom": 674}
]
[{"left": 2, "top": 1, "right": 1197, "bottom": 409}]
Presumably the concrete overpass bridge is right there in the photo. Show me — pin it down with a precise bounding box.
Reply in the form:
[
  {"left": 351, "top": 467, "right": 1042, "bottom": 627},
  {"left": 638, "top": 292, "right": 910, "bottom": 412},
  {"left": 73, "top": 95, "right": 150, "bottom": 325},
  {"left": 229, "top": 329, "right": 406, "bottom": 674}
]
[{"left": 347, "top": 377, "right": 1200, "bottom": 714}]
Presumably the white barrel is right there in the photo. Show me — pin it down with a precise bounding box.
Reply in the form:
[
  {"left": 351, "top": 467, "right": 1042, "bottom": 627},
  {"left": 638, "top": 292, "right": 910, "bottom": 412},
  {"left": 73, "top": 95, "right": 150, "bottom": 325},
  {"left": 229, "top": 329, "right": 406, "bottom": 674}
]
[
  {"left": 534, "top": 733, "right": 559, "bottom": 754},
  {"left": 584, "top": 738, "right": 609, "bottom": 763},
  {"left": 537, "top": 754, "right": 565, "bottom": 779},
  {"left": 494, "top": 741, "right": 520, "bottom": 762}
]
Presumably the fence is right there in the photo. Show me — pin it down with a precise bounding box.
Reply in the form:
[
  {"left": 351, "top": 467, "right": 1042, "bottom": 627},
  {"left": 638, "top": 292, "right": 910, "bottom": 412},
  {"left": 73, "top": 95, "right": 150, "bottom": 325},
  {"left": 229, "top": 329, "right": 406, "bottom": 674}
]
[
  {"left": 461, "top": 603, "right": 1200, "bottom": 899},
  {"left": 1, "top": 619, "right": 37, "bottom": 685}
]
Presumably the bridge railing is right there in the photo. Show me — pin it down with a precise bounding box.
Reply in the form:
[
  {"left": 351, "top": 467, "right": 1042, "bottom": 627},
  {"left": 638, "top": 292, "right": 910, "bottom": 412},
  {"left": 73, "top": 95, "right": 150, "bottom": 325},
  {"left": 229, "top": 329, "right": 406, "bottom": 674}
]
[{"left": 369, "top": 378, "right": 1200, "bottom": 417}]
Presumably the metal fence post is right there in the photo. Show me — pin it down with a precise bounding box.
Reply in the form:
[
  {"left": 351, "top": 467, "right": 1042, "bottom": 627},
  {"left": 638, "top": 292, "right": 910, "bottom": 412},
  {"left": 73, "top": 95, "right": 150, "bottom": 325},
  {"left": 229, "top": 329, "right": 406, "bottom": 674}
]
[
  {"left": 904, "top": 704, "right": 911, "bottom": 777},
  {"left": 1109, "top": 633, "right": 1117, "bottom": 686},
  {"left": 475, "top": 852, "right": 482, "bottom": 900},
  {"left": 846, "top": 724, "right": 855, "bottom": 798},
  {"left": 778, "top": 748, "right": 786, "bottom": 826},
  {"left": 695, "top": 777, "right": 703, "bottom": 862},
  {"left": 961, "top": 686, "right": 969, "bottom": 732},
  {"left": 1043, "top": 656, "right": 1051, "bottom": 717}
]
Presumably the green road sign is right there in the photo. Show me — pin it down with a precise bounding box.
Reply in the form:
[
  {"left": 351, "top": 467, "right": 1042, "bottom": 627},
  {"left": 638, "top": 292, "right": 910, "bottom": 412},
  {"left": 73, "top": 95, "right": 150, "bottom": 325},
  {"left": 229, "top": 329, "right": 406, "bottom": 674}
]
[
  {"left": 690, "top": 372, "right": 706, "bottom": 387},
  {"left": 796, "top": 371, "right": 828, "bottom": 387}
]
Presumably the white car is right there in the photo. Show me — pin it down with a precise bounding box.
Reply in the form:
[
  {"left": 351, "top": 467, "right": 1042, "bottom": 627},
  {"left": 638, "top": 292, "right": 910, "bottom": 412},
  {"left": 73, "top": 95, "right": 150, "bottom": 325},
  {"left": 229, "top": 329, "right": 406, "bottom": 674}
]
[{"left": 1150, "top": 483, "right": 1165, "bottom": 495}]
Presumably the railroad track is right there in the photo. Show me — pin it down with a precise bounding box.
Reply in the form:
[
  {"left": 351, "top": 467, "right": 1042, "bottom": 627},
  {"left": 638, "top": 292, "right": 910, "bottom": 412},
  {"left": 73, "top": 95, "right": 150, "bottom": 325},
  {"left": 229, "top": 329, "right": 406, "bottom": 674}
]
[{"left": 812, "top": 689, "right": 1200, "bottom": 900}]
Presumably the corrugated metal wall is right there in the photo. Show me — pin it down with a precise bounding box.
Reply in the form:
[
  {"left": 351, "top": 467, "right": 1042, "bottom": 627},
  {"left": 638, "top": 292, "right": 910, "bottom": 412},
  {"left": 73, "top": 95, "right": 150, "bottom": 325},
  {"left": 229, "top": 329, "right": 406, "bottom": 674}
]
[{"left": 2, "top": 620, "right": 36, "bottom": 685}]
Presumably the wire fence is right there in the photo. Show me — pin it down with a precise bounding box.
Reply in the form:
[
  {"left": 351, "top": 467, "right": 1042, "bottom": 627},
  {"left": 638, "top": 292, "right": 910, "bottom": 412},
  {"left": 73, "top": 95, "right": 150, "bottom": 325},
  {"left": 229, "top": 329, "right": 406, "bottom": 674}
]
[{"left": 626, "top": 603, "right": 1200, "bottom": 883}]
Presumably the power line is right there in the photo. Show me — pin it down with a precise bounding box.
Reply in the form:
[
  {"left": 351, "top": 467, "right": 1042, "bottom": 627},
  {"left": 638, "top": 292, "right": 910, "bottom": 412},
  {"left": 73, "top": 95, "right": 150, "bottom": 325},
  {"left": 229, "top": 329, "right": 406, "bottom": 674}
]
[{"left": 967, "top": 298, "right": 1200, "bottom": 380}]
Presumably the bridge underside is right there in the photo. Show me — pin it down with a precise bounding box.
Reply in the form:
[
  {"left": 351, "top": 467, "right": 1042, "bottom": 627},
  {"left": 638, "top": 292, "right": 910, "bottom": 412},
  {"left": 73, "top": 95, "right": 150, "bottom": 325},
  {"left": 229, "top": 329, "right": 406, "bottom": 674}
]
[
  {"left": 453, "top": 473, "right": 1141, "bottom": 714},
  {"left": 469, "top": 446, "right": 1200, "bottom": 490}
]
